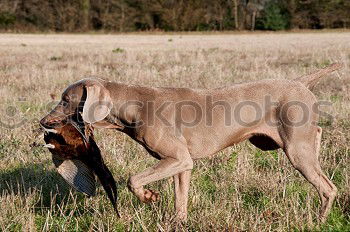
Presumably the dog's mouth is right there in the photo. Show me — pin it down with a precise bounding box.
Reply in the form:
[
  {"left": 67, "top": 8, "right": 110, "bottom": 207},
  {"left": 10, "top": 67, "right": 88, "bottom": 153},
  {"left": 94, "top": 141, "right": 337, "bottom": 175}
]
[
  {"left": 40, "top": 118, "right": 66, "bottom": 130},
  {"left": 30, "top": 126, "right": 56, "bottom": 148},
  {"left": 30, "top": 141, "right": 56, "bottom": 149}
]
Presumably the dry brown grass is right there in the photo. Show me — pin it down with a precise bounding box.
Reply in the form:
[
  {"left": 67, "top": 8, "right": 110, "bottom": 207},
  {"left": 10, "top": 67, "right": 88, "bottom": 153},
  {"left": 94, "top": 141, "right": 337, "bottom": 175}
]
[{"left": 0, "top": 32, "right": 349, "bottom": 231}]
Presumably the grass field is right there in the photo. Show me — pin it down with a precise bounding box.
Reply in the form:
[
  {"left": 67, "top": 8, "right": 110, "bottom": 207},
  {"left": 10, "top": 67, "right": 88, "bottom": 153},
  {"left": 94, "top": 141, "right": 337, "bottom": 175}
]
[{"left": 0, "top": 32, "right": 349, "bottom": 231}]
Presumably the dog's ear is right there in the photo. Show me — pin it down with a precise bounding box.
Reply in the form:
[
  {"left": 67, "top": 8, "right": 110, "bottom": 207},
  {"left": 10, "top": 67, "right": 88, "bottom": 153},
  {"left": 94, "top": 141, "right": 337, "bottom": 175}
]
[{"left": 82, "top": 84, "right": 113, "bottom": 124}]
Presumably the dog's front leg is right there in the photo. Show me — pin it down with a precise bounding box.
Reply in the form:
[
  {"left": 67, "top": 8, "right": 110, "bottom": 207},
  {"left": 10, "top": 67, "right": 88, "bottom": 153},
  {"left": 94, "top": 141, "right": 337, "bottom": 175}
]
[
  {"left": 173, "top": 170, "right": 191, "bottom": 221},
  {"left": 127, "top": 154, "right": 193, "bottom": 204}
]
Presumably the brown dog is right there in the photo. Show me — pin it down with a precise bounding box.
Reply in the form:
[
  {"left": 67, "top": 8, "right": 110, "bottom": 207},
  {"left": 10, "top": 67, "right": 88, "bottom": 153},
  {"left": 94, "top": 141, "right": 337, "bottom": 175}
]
[
  {"left": 40, "top": 63, "right": 342, "bottom": 222},
  {"left": 43, "top": 118, "right": 120, "bottom": 216}
]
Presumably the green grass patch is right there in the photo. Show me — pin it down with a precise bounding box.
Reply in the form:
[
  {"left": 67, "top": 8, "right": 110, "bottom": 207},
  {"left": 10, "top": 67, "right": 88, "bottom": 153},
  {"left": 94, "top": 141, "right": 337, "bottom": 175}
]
[
  {"left": 318, "top": 117, "right": 333, "bottom": 128},
  {"left": 331, "top": 168, "right": 345, "bottom": 186},
  {"left": 226, "top": 151, "right": 238, "bottom": 171},
  {"left": 6, "top": 223, "right": 22, "bottom": 231},
  {"left": 35, "top": 214, "right": 94, "bottom": 231},
  {"left": 285, "top": 182, "right": 308, "bottom": 205},
  {"left": 18, "top": 101, "right": 42, "bottom": 114},
  {"left": 49, "top": 56, "right": 63, "bottom": 61},
  {"left": 0, "top": 138, "right": 22, "bottom": 160},
  {"left": 315, "top": 60, "right": 332, "bottom": 68},
  {"left": 319, "top": 207, "right": 350, "bottom": 231},
  {"left": 330, "top": 95, "right": 343, "bottom": 103},
  {"left": 241, "top": 186, "right": 269, "bottom": 210},
  {"left": 207, "top": 47, "right": 219, "bottom": 53},
  {"left": 112, "top": 48, "right": 125, "bottom": 53},
  {"left": 197, "top": 174, "right": 217, "bottom": 201},
  {"left": 253, "top": 150, "right": 278, "bottom": 171}
]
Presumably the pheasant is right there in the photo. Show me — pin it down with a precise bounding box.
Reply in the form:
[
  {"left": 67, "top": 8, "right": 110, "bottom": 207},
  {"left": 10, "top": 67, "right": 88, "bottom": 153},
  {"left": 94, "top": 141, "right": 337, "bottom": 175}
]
[{"left": 43, "top": 119, "right": 119, "bottom": 216}]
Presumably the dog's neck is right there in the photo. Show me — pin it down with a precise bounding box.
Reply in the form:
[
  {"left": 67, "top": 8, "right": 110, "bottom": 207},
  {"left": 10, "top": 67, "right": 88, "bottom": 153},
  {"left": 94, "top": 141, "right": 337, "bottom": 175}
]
[{"left": 103, "top": 82, "right": 149, "bottom": 131}]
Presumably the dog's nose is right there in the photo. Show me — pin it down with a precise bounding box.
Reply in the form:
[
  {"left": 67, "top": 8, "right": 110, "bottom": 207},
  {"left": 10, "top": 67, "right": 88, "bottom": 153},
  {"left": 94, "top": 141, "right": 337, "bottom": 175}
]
[{"left": 40, "top": 117, "right": 58, "bottom": 128}]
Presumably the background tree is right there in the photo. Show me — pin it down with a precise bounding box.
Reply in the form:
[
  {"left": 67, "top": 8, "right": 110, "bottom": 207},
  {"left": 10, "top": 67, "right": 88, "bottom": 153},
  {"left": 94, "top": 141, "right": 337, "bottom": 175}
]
[
  {"left": 0, "top": 0, "right": 349, "bottom": 32},
  {"left": 261, "top": 0, "right": 289, "bottom": 30}
]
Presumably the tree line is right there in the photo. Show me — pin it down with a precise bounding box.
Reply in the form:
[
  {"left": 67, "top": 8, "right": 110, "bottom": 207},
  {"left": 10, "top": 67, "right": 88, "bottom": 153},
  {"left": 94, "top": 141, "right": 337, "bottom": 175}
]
[{"left": 0, "top": 0, "right": 349, "bottom": 32}]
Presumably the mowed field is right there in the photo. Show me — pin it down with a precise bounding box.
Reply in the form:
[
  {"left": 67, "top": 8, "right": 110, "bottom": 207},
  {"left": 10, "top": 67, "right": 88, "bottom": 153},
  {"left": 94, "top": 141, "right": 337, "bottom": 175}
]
[{"left": 0, "top": 32, "right": 349, "bottom": 231}]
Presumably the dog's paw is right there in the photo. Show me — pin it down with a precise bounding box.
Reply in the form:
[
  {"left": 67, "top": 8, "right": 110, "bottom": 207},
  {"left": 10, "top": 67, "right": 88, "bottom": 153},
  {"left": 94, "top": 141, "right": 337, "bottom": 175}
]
[
  {"left": 142, "top": 189, "right": 160, "bottom": 203},
  {"left": 175, "top": 212, "right": 188, "bottom": 223}
]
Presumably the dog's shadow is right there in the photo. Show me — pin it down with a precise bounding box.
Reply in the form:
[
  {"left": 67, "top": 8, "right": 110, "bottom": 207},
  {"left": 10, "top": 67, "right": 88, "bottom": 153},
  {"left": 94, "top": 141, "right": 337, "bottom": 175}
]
[{"left": 0, "top": 162, "right": 76, "bottom": 210}]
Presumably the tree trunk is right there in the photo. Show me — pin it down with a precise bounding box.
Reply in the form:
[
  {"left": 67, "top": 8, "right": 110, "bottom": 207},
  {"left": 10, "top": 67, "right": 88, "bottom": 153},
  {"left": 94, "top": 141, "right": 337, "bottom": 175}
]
[
  {"left": 81, "top": 0, "right": 90, "bottom": 31},
  {"left": 233, "top": 0, "right": 239, "bottom": 30},
  {"left": 251, "top": 11, "right": 256, "bottom": 31},
  {"left": 120, "top": 3, "right": 125, "bottom": 32}
]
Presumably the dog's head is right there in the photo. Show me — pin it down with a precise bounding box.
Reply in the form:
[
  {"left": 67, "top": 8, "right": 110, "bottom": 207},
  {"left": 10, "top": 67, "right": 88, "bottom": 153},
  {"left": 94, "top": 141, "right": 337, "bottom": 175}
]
[{"left": 40, "top": 78, "right": 113, "bottom": 129}]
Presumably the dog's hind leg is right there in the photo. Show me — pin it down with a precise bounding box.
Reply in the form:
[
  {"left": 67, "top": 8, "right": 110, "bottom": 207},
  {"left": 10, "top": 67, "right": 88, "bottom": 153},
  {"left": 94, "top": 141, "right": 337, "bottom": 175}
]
[
  {"left": 315, "top": 126, "right": 322, "bottom": 159},
  {"left": 173, "top": 170, "right": 191, "bottom": 221},
  {"left": 283, "top": 127, "right": 337, "bottom": 223}
]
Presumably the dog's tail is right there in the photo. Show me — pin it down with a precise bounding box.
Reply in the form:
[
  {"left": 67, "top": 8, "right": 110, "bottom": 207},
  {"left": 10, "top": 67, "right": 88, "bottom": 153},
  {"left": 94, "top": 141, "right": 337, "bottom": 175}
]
[{"left": 294, "top": 63, "right": 343, "bottom": 89}]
